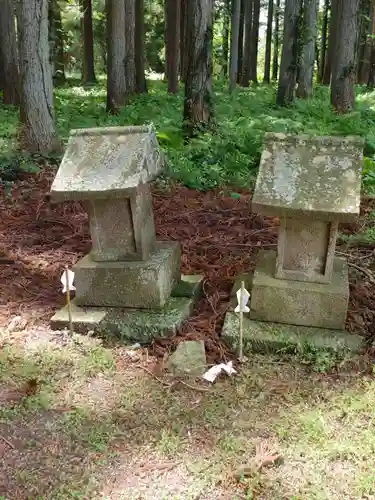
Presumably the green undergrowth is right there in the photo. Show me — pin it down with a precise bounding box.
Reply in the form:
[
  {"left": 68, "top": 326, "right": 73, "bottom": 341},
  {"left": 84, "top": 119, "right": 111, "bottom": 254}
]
[{"left": 0, "top": 80, "right": 375, "bottom": 191}]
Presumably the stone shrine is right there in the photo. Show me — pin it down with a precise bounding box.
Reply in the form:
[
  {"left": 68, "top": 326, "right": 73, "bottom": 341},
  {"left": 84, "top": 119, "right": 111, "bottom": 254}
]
[
  {"left": 50, "top": 126, "right": 203, "bottom": 342},
  {"left": 223, "top": 133, "right": 365, "bottom": 357}
]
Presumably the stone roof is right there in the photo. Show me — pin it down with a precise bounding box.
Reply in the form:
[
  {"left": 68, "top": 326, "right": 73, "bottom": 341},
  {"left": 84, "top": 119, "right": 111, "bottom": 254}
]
[
  {"left": 252, "top": 133, "right": 365, "bottom": 222},
  {"left": 50, "top": 126, "right": 164, "bottom": 202}
]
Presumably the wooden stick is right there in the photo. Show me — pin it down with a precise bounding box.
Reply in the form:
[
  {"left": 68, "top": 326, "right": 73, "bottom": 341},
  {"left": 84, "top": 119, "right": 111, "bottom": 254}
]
[
  {"left": 239, "top": 280, "right": 245, "bottom": 360},
  {"left": 65, "top": 266, "right": 73, "bottom": 335}
]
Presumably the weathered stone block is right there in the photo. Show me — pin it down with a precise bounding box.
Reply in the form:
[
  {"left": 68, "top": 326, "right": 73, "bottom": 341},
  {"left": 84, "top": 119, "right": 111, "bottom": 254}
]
[
  {"left": 50, "top": 125, "right": 164, "bottom": 202},
  {"left": 74, "top": 242, "right": 181, "bottom": 309},
  {"left": 252, "top": 133, "right": 364, "bottom": 222},
  {"left": 222, "top": 313, "right": 363, "bottom": 358},
  {"left": 86, "top": 183, "right": 156, "bottom": 262},
  {"left": 275, "top": 216, "right": 338, "bottom": 283},
  {"left": 167, "top": 340, "right": 207, "bottom": 376},
  {"left": 51, "top": 296, "right": 195, "bottom": 343},
  {"left": 250, "top": 250, "right": 349, "bottom": 330}
]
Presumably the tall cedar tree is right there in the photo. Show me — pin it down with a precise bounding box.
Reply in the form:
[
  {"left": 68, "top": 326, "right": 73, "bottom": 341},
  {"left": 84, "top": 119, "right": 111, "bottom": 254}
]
[
  {"left": 276, "top": 0, "right": 301, "bottom": 105},
  {"left": 230, "top": 0, "right": 241, "bottom": 91},
  {"left": 272, "top": 0, "right": 280, "bottom": 80},
  {"left": 264, "top": 0, "right": 273, "bottom": 83},
  {"left": 296, "top": 0, "right": 319, "bottom": 98},
  {"left": 330, "top": 0, "right": 360, "bottom": 112},
  {"left": 0, "top": 0, "right": 20, "bottom": 104},
  {"left": 165, "top": 0, "right": 181, "bottom": 93},
  {"left": 49, "top": 0, "right": 66, "bottom": 84},
  {"left": 106, "top": 0, "right": 126, "bottom": 113},
  {"left": 357, "top": 0, "right": 372, "bottom": 83},
  {"left": 82, "top": 0, "right": 96, "bottom": 84},
  {"left": 368, "top": 0, "right": 375, "bottom": 88},
  {"left": 322, "top": 0, "right": 338, "bottom": 84},
  {"left": 249, "top": 0, "right": 260, "bottom": 83},
  {"left": 240, "top": 0, "right": 253, "bottom": 86},
  {"left": 135, "top": 0, "right": 147, "bottom": 92},
  {"left": 180, "top": 0, "right": 188, "bottom": 81},
  {"left": 222, "top": 0, "right": 230, "bottom": 76},
  {"left": 125, "top": 0, "right": 136, "bottom": 95},
  {"left": 237, "top": 0, "right": 245, "bottom": 81},
  {"left": 318, "top": 0, "right": 329, "bottom": 82},
  {"left": 17, "top": 0, "right": 60, "bottom": 153},
  {"left": 184, "top": 0, "right": 213, "bottom": 135}
]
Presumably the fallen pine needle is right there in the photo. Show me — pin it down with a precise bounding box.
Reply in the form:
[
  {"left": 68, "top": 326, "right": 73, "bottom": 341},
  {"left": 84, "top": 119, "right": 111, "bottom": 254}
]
[
  {"left": 136, "top": 364, "right": 211, "bottom": 393},
  {"left": 0, "top": 435, "right": 15, "bottom": 449}
]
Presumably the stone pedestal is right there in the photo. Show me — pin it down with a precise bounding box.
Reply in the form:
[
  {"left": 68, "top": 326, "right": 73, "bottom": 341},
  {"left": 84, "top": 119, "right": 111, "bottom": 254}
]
[
  {"left": 50, "top": 126, "right": 203, "bottom": 341},
  {"left": 223, "top": 134, "right": 365, "bottom": 358}
]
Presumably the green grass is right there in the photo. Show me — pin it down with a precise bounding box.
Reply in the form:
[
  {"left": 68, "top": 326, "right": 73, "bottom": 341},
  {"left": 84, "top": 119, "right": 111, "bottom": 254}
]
[
  {"left": 1, "top": 327, "right": 375, "bottom": 498},
  {"left": 0, "top": 80, "right": 375, "bottom": 192}
]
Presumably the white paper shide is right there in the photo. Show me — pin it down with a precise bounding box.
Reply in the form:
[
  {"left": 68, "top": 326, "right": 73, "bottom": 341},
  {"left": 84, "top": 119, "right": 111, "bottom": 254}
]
[{"left": 61, "top": 269, "right": 76, "bottom": 293}]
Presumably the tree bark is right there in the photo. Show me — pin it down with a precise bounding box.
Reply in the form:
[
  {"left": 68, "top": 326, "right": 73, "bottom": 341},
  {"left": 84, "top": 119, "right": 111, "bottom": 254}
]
[
  {"left": 124, "top": 0, "right": 136, "bottom": 95},
  {"left": 264, "top": 0, "right": 273, "bottom": 83},
  {"left": 240, "top": 0, "right": 253, "bottom": 87},
  {"left": 135, "top": 0, "right": 147, "bottom": 93},
  {"left": 272, "top": 0, "right": 280, "bottom": 80},
  {"left": 296, "top": 0, "right": 318, "bottom": 98},
  {"left": 322, "top": 0, "right": 338, "bottom": 84},
  {"left": 165, "top": 0, "right": 180, "bottom": 93},
  {"left": 183, "top": 0, "right": 213, "bottom": 136},
  {"left": 249, "top": 0, "right": 260, "bottom": 83},
  {"left": 82, "top": 0, "right": 97, "bottom": 84},
  {"left": 318, "top": 0, "right": 329, "bottom": 83},
  {"left": 17, "top": 0, "right": 60, "bottom": 153},
  {"left": 357, "top": 0, "right": 372, "bottom": 83},
  {"left": 180, "top": 0, "right": 189, "bottom": 81},
  {"left": 276, "top": 0, "right": 301, "bottom": 105},
  {"left": 222, "top": 0, "right": 230, "bottom": 77},
  {"left": 237, "top": 0, "right": 245, "bottom": 82},
  {"left": 0, "top": 0, "right": 20, "bottom": 104},
  {"left": 230, "top": 0, "right": 241, "bottom": 91},
  {"left": 106, "top": 0, "right": 126, "bottom": 113},
  {"left": 368, "top": 0, "right": 375, "bottom": 88},
  {"left": 330, "top": 0, "right": 360, "bottom": 113},
  {"left": 49, "top": 0, "right": 66, "bottom": 85}
]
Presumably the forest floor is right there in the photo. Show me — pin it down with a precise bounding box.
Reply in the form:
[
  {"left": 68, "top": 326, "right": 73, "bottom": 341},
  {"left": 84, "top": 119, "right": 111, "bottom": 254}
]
[{"left": 1, "top": 82, "right": 375, "bottom": 498}]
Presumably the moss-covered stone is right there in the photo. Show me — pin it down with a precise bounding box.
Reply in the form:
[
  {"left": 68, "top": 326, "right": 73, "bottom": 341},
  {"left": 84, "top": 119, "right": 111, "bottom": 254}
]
[
  {"left": 172, "top": 274, "right": 204, "bottom": 299},
  {"left": 222, "top": 312, "right": 364, "bottom": 358}
]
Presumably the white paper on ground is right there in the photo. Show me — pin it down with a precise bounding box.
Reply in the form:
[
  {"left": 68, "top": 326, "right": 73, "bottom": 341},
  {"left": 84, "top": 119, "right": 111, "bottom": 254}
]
[
  {"left": 61, "top": 269, "right": 76, "bottom": 293},
  {"left": 202, "top": 361, "right": 237, "bottom": 383},
  {"left": 234, "top": 287, "right": 250, "bottom": 313}
]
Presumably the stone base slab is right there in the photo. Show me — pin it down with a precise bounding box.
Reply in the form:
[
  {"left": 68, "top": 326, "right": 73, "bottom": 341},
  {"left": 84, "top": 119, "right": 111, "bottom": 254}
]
[
  {"left": 74, "top": 242, "right": 180, "bottom": 309},
  {"left": 222, "top": 312, "right": 364, "bottom": 358},
  {"left": 51, "top": 274, "right": 203, "bottom": 343},
  {"left": 250, "top": 250, "right": 349, "bottom": 330}
]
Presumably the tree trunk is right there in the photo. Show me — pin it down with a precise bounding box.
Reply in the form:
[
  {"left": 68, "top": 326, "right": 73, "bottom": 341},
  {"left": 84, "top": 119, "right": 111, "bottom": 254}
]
[
  {"left": 368, "top": 0, "right": 375, "bottom": 88},
  {"left": 0, "top": 0, "right": 20, "bottom": 104},
  {"left": 49, "top": 0, "right": 66, "bottom": 85},
  {"left": 106, "top": 0, "right": 126, "bottom": 113},
  {"left": 17, "top": 0, "right": 60, "bottom": 153},
  {"left": 165, "top": 0, "right": 180, "bottom": 93},
  {"left": 240, "top": 0, "right": 253, "bottom": 87},
  {"left": 322, "top": 0, "right": 338, "bottom": 84},
  {"left": 357, "top": 0, "right": 372, "bottom": 83},
  {"left": 230, "top": 0, "right": 241, "bottom": 91},
  {"left": 183, "top": 0, "right": 213, "bottom": 136},
  {"left": 318, "top": 0, "right": 329, "bottom": 83},
  {"left": 124, "top": 0, "right": 136, "bottom": 95},
  {"left": 264, "top": 0, "right": 273, "bottom": 83},
  {"left": 276, "top": 0, "right": 301, "bottom": 105},
  {"left": 135, "top": 0, "right": 147, "bottom": 93},
  {"left": 237, "top": 0, "right": 245, "bottom": 82},
  {"left": 222, "top": 0, "right": 230, "bottom": 76},
  {"left": 180, "top": 0, "right": 189, "bottom": 81},
  {"left": 330, "top": 0, "right": 360, "bottom": 113},
  {"left": 272, "top": 0, "right": 280, "bottom": 80},
  {"left": 296, "top": 0, "right": 318, "bottom": 98},
  {"left": 249, "top": 0, "right": 260, "bottom": 83},
  {"left": 82, "top": 0, "right": 97, "bottom": 84}
]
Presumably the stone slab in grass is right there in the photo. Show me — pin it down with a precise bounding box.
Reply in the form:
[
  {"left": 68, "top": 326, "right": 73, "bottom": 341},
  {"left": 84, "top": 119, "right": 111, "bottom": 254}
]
[
  {"left": 222, "top": 311, "right": 364, "bottom": 358},
  {"left": 51, "top": 275, "right": 203, "bottom": 343}
]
